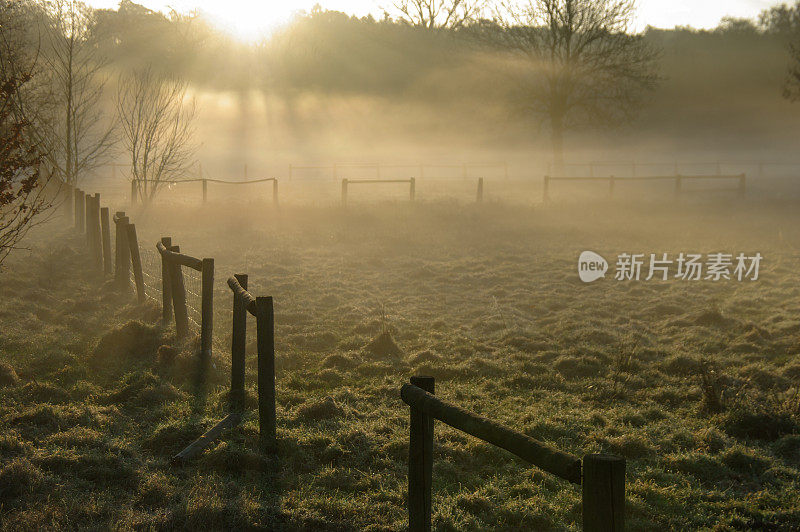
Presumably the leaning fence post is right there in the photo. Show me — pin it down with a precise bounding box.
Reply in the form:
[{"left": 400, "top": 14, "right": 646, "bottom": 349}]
[
  {"left": 409, "top": 375, "right": 435, "bottom": 532},
  {"left": 169, "top": 245, "right": 190, "bottom": 340},
  {"left": 202, "top": 178, "right": 208, "bottom": 203},
  {"left": 476, "top": 177, "right": 484, "bottom": 203},
  {"left": 130, "top": 180, "right": 137, "bottom": 207},
  {"left": 256, "top": 296, "right": 276, "bottom": 453},
  {"left": 200, "top": 258, "right": 214, "bottom": 361},
  {"left": 272, "top": 179, "right": 279, "bottom": 208},
  {"left": 126, "top": 223, "right": 145, "bottom": 303},
  {"left": 100, "top": 207, "right": 112, "bottom": 275},
  {"left": 160, "top": 237, "right": 173, "bottom": 324},
  {"left": 230, "top": 274, "right": 248, "bottom": 412},
  {"left": 410, "top": 177, "right": 416, "bottom": 202},
  {"left": 582, "top": 454, "right": 625, "bottom": 532}
]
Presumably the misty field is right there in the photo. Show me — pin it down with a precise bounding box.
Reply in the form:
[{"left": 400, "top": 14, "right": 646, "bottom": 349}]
[{"left": 1, "top": 197, "right": 800, "bottom": 530}]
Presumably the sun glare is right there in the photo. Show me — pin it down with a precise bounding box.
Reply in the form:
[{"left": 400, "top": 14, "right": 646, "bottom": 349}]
[{"left": 197, "top": 0, "right": 298, "bottom": 42}]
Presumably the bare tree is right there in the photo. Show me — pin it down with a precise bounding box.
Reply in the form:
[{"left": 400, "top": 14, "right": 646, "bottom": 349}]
[
  {"left": 0, "top": 0, "right": 55, "bottom": 266},
  {"left": 474, "top": 0, "right": 658, "bottom": 173},
  {"left": 116, "top": 67, "right": 196, "bottom": 204},
  {"left": 392, "top": 0, "right": 487, "bottom": 29},
  {"left": 34, "top": 0, "right": 116, "bottom": 186}
]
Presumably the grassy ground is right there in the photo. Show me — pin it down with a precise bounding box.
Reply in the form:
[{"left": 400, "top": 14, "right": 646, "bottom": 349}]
[{"left": 1, "top": 197, "right": 799, "bottom": 530}]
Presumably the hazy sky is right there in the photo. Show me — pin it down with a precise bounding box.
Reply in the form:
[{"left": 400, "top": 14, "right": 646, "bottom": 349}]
[{"left": 85, "top": 0, "right": 783, "bottom": 40}]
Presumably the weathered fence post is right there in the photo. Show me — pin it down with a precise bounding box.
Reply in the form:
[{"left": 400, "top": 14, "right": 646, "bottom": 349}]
[
  {"left": 272, "top": 179, "right": 279, "bottom": 208},
  {"left": 130, "top": 180, "right": 137, "bottom": 207},
  {"left": 230, "top": 274, "right": 248, "bottom": 411},
  {"left": 84, "top": 194, "right": 92, "bottom": 239},
  {"left": 738, "top": 174, "right": 746, "bottom": 198},
  {"left": 84, "top": 194, "right": 93, "bottom": 245},
  {"left": 256, "top": 296, "right": 276, "bottom": 453},
  {"left": 543, "top": 176, "right": 550, "bottom": 203},
  {"left": 675, "top": 175, "right": 682, "bottom": 197},
  {"left": 126, "top": 223, "right": 145, "bottom": 303},
  {"left": 169, "top": 245, "right": 190, "bottom": 340},
  {"left": 341, "top": 178, "right": 348, "bottom": 207},
  {"left": 116, "top": 215, "right": 130, "bottom": 290},
  {"left": 91, "top": 194, "right": 103, "bottom": 271},
  {"left": 582, "top": 454, "right": 625, "bottom": 532},
  {"left": 100, "top": 207, "right": 112, "bottom": 275},
  {"left": 160, "top": 237, "right": 173, "bottom": 324},
  {"left": 202, "top": 178, "right": 207, "bottom": 203},
  {"left": 408, "top": 375, "right": 435, "bottom": 532},
  {"left": 476, "top": 177, "right": 484, "bottom": 203},
  {"left": 200, "top": 258, "right": 214, "bottom": 360},
  {"left": 410, "top": 177, "right": 416, "bottom": 202},
  {"left": 74, "top": 189, "right": 84, "bottom": 231}
]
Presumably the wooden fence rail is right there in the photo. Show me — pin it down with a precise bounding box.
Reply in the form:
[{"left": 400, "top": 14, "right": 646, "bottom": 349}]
[
  {"left": 543, "top": 173, "right": 746, "bottom": 202},
  {"left": 130, "top": 177, "right": 279, "bottom": 206},
  {"left": 341, "top": 178, "right": 416, "bottom": 206},
  {"left": 400, "top": 377, "right": 625, "bottom": 531}
]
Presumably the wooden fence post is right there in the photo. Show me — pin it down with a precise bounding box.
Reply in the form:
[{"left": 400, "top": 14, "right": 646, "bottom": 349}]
[
  {"left": 256, "top": 296, "right": 276, "bottom": 453},
  {"left": 476, "top": 177, "right": 484, "bottom": 203},
  {"left": 169, "top": 245, "right": 190, "bottom": 340},
  {"left": 341, "top": 179, "right": 348, "bottom": 207},
  {"left": 84, "top": 194, "right": 93, "bottom": 245},
  {"left": 91, "top": 194, "right": 103, "bottom": 271},
  {"left": 202, "top": 178, "right": 207, "bottom": 203},
  {"left": 116, "top": 215, "right": 131, "bottom": 290},
  {"left": 200, "top": 258, "right": 214, "bottom": 361},
  {"left": 675, "top": 175, "right": 682, "bottom": 198},
  {"left": 160, "top": 237, "right": 173, "bottom": 324},
  {"left": 273, "top": 179, "right": 279, "bottom": 208},
  {"left": 543, "top": 176, "right": 550, "bottom": 203},
  {"left": 738, "top": 174, "right": 746, "bottom": 198},
  {"left": 100, "top": 207, "right": 112, "bottom": 275},
  {"left": 126, "top": 223, "right": 145, "bottom": 303},
  {"left": 609, "top": 175, "right": 615, "bottom": 198},
  {"left": 130, "top": 180, "right": 137, "bottom": 207},
  {"left": 408, "top": 375, "right": 435, "bottom": 532},
  {"left": 230, "top": 274, "right": 248, "bottom": 412},
  {"left": 84, "top": 193, "right": 92, "bottom": 238},
  {"left": 74, "top": 189, "right": 83, "bottom": 231},
  {"left": 410, "top": 177, "right": 416, "bottom": 202},
  {"left": 582, "top": 454, "right": 625, "bottom": 532}
]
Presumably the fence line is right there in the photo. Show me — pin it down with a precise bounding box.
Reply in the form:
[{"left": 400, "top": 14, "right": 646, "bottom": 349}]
[
  {"left": 543, "top": 173, "right": 746, "bottom": 202},
  {"left": 401, "top": 377, "right": 625, "bottom": 531}
]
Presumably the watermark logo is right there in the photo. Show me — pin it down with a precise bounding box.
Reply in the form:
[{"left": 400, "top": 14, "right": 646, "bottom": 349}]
[
  {"left": 578, "top": 252, "right": 762, "bottom": 282},
  {"left": 578, "top": 251, "right": 609, "bottom": 283}
]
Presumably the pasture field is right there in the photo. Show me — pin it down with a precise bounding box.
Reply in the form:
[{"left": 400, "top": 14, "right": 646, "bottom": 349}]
[{"left": 1, "top": 196, "right": 799, "bottom": 530}]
